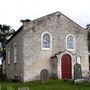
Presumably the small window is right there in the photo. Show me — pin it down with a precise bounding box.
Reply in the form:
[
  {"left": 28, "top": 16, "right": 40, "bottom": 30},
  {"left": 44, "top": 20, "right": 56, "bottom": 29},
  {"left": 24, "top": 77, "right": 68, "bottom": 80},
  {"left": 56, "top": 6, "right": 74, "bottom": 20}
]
[
  {"left": 7, "top": 50, "right": 10, "bottom": 65},
  {"left": 66, "top": 34, "right": 75, "bottom": 51},
  {"left": 76, "top": 56, "right": 81, "bottom": 64},
  {"left": 41, "top": 31, "right": 52, "bottom": 50},
  {"left": 14, "top": 43, "right": 17, "bottom": 64},
  {"left": 2, "top": 60, "right": 5, "bottom": 70}
]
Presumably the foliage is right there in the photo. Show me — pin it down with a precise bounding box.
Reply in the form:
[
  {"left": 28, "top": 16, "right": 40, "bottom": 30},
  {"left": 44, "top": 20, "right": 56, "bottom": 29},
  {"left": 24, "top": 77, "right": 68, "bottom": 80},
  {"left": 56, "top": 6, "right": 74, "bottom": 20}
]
[{"left": 0, "top": 24, "right": 15, "bottom": 60}]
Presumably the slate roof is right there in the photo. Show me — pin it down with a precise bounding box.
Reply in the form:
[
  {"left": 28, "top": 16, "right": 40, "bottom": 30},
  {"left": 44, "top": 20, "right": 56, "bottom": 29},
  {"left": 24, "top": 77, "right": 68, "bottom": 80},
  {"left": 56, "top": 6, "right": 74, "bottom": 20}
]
[{"left": 6, "top": 26, "right": 23, "bottom": 44}]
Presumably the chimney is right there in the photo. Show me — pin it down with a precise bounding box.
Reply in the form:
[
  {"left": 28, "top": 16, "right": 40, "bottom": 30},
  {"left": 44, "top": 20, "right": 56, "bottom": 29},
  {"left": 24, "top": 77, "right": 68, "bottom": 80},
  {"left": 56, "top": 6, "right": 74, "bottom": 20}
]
[
  {"left": 20, "top": 19, "right": 33, "bottom": 30},
  {"left": 20, "top": 19, "right": 31, "bottom": 25}
]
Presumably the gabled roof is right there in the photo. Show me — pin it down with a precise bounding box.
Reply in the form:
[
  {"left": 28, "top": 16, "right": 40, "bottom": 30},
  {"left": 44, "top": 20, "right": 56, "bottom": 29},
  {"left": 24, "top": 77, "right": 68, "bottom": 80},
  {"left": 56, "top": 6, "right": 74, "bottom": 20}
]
[
  {"left": 6, "top": 11, "right": 85, "bottom": 44},
  {"left": 6, "top": 26, "right": 23, "bottom": 44},
  {"left": 59, "top": 12, "right": 84, "bottom": 29}
]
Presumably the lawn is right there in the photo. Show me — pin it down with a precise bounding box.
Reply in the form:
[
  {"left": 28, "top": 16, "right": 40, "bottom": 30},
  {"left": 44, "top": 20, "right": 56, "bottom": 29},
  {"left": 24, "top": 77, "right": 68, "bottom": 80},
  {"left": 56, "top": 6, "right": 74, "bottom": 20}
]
[{"left": 0, "top": 79, "right": 90, "bottom": 90}]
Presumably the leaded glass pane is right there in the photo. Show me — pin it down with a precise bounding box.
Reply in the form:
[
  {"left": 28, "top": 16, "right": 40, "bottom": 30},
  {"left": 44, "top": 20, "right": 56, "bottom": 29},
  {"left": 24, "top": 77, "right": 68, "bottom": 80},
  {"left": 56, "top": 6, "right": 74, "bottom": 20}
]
[
  {"left": 43, "top": 33, "right": 50, "bottom": 48},
  {"left": 67, "top": 35, "right": 74, "bottom": 49}
]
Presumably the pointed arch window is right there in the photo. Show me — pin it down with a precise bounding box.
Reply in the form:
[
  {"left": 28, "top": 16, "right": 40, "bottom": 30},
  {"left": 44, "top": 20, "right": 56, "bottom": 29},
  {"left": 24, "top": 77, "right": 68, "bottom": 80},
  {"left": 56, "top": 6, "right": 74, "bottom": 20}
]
[
  {"left": 66, "top": 34, "right": 76, "bottom": 51},
  {"left": 41, "top": 32, "right": 52, "bottom": 50}
]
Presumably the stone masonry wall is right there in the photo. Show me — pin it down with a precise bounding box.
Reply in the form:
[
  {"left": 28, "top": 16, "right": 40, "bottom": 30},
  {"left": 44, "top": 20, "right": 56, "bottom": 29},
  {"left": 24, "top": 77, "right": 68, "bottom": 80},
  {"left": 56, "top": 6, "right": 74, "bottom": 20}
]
[
  {"left": 22, "top": 12, "right": 89, "bottom": 81},
  {"left": 6, "top": 30, "right": 24, "bottom": 81}
]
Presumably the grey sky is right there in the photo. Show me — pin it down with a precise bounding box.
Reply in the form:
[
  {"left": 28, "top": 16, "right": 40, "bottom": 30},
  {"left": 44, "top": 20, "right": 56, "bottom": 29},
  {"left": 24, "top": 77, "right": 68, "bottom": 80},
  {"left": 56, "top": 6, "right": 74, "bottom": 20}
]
[{"left": 0, "top": 0, "right": 90, "bottom": 30}]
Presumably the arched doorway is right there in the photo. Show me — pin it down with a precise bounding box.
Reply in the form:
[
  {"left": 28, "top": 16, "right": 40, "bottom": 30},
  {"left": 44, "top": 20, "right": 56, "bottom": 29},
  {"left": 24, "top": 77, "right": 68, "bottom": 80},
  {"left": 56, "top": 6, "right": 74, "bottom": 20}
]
[{"left": 61, "top": 54, "right": 72, "bottom": 79}]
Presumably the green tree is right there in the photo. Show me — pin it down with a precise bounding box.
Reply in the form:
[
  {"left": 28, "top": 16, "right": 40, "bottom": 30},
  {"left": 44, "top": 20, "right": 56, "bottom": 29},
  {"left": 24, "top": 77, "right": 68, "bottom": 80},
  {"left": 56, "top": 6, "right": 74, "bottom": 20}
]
[{"left": 0, "top": 24, "right": 15, "bottom": 61}]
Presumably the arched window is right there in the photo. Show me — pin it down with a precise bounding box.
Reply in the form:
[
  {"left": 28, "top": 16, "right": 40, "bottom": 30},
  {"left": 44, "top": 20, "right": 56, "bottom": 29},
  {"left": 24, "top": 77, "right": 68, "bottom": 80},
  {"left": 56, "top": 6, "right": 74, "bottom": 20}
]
[
  {"left": 41, "top": 32, "right": 52, "bottom": 50},
  {"left": 76, "top": 56, "right": 81, "bottom": 64},
  {"left": 66, "top": 34, "right": 75, "bottom": 51}
]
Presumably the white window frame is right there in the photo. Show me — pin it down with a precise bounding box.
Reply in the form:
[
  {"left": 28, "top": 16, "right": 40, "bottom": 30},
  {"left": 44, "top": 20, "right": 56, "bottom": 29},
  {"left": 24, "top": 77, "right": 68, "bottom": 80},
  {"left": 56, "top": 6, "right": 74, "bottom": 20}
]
[
  {"left": 41, "top": 31, "right": 52, "bottom": 50},
  {"left": 66, "top": 34, "right": 76, "bottom": 51},
  {"left": 14, "top": 43, "right": 17, "bottom": 64}
]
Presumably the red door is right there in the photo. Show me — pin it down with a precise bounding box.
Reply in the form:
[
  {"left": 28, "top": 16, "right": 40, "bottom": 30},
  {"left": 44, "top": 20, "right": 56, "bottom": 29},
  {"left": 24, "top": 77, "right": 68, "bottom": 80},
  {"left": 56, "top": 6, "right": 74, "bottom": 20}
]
[{"left": 61, "top": 54, "right": 72, "bottom": 79}]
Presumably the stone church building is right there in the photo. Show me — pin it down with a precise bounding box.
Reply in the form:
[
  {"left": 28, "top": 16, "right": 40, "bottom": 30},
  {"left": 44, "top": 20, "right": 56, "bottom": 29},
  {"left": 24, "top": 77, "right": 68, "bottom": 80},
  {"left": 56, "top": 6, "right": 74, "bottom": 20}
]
[{"left": 5, "top": 11, "right": 89, "bottom": 82}]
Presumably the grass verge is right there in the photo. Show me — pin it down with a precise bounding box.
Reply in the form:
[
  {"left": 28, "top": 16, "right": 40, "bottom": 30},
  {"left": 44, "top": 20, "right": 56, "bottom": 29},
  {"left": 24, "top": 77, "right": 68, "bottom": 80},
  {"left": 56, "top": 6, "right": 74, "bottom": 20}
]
[{"left": 0, "top": 79, "right": 90, "bottom": 90}]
